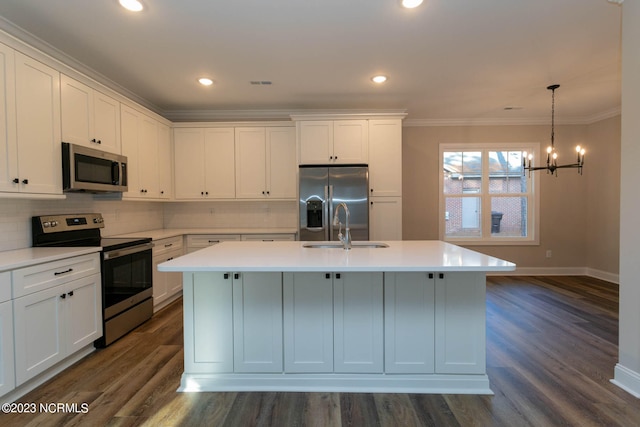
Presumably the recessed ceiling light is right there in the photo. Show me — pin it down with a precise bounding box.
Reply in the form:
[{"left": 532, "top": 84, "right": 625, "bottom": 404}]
[
  {"left": 372, "top": 75, "right": 388, "bottom": 84},
  {"left": 119, "top": 0, "right": 143, "bottom": 12},
  {"left": 401, "top": 0, "right": 424, "bottom": 8},
  {"left": 198, "top": 78, "right": 213, "bottom": 86}
]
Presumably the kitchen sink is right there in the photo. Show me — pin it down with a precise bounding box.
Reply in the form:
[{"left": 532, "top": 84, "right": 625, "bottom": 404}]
[{"left": 303, "top": 242, "right": 389, "bottom": 249}]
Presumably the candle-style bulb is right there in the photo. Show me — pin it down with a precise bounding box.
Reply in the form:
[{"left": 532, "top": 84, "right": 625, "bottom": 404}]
[
  {"left": 528, "top": 153, "right": 533, "bottom": 161},
  {"left": 576, "top": 145, "right": 581, "bottom": 153},
  {"left": 546, "top": 146, "right": 552, "bottom": 154},
  {"left": 552, "top": 152, "right": 558, "bottom": 160}
]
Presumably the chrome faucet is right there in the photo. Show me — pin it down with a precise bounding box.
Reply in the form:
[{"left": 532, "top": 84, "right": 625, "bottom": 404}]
[{"left": 333, "top": 202, "right": 352, "bottom": 250}]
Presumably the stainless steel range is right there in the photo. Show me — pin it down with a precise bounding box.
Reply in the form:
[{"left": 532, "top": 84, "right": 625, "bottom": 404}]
[{"left": 32, "top": 213, "right": 153, "bottom": 347}]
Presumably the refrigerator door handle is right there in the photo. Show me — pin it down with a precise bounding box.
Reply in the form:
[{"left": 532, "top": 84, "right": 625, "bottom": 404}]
[{"left": 327, "top": 185, "right": 333, "bottom": 241}]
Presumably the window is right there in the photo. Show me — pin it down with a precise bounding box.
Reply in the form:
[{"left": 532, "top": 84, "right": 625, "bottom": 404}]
[{"left": 440, "top": 143, "right": 539, "bottom": 245}]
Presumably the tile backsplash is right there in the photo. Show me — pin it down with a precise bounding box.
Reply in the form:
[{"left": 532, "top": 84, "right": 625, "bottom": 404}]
[{"left": 0, "top": 195, "right": 297, "bottom": 252}]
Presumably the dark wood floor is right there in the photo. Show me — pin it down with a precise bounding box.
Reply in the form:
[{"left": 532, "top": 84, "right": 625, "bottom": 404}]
[{"left": 2, "top": 275, "right": 639, "bottom": 426}]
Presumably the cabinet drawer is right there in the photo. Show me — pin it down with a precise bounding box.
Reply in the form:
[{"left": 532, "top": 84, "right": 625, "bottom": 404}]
[
  {"left": 186, "top": 234, "right": 241, "bottom": 249},
  {"left": 12, "top": 253, "right": 100, "bottom": 299},
  {"left": 240, "top": 234, "right": 296, "bottom": 242},
  {"left": 0, "top": 272, "right": 10, "bottom": 303},
  {"left": 153, "top": 236, "right": 184, "bottom": 256}
]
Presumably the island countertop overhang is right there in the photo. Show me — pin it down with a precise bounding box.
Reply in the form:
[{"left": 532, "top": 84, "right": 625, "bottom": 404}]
[{"left": 158, "top": 240, "right": 516, "bottom": 273}]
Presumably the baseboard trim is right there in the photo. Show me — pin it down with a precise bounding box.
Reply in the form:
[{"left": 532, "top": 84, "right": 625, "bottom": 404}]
[
  {"left": 612, "top": 364, "right": 640, "bottom": 398},
  {"left": 488, "top": 267, "right": 619, "bottom": 284}
]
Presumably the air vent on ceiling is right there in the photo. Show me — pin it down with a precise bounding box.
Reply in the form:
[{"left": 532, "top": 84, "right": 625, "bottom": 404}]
[{"left": 250, "top": 81, "right": 272, "bottom": 85}]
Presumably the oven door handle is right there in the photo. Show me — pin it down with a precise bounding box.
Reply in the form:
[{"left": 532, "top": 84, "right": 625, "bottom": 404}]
[{"left": 103, "top": 242, "right": 154, "bottom": 260}]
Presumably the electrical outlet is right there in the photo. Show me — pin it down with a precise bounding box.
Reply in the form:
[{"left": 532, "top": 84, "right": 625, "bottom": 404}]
[{"left": 546, "top": 250, "right": 552, "bottom": 258}]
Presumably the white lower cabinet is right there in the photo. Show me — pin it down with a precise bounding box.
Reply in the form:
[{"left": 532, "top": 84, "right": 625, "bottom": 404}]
[
  {"left": 152, "top": 235, "right": 184, "bottom": 309},
  {"left": 186, "top": 272, "right": 234, "bottom": 373},
  {"left": 232, "top": 272, "right": 282, "bottom": 373},
  {"left": 283, "top": 272, "right": 334, "bottom": 373},
  {"left": 184, "top": 271, "right": 283, "bottom": 374},
  {"left": 13, "top": 272, "right": 102, "bottom": 386},
  {"left": 0, "top": 299, "right": 14, "bottom": 397},
  {"left": 384, "top": 272, "right": 435, "bottom": 373},
  {"left": 334, "top": 272, "right": 384, "bottom": 373},
  {"left": 370, "top": 196, "right": 403, "bottom": 241},
  {"left": 435, "top": 272, "right": 486, "bottom": 374},
  {"left": 185, "top": 234, "right": 241, "bottom": 254}
]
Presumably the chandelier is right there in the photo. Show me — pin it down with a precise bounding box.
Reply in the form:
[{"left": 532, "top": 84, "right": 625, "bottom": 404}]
[{"left": 523, "top": 84, "right": 585, "bottom": 176}]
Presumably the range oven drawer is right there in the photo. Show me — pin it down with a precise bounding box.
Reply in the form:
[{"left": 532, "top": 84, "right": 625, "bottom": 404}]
[{"left": 12, "top": 253, "right": 101, "bottom": 298}]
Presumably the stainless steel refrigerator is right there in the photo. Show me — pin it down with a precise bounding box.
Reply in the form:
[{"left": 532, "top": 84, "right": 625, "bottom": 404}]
[{"left": 299, "top": 165, "right": 369, "bottom": 241}]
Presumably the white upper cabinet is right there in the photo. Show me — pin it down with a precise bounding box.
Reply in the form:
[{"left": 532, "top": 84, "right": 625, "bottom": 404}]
[
  {"left": 13, "top": 52, "right": 61, "bottom": 195},
  {"left": 61, "top": 75, "right": 121, "bottom": 154},
  {"left": 0, "top": 42, "right": 17, "bottom": 194},
  {"left": 235, "top": 126, "right": 296, "bottom": 199},
  {"left": 157, "top": 122, "right": 172, "bottom": 199},
  {"left": 1, "top": 45, "right": 63, "bottom": 196},
  {"left": 121, "top": 104, "right": 167, "bottom": 200},
  {"left": 298, "top": 120, "right": 368, "bottom": 165},
  {"left": 368, "top": 119, "right": 402, "bottom": 197},
  {"left": 174, "top": 127, "right": 236, "bottom": 200}
]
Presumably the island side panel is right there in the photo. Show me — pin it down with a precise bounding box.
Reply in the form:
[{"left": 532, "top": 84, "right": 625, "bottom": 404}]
[{"left": 434, "top": 272, "right": 487, "bottom": 375}]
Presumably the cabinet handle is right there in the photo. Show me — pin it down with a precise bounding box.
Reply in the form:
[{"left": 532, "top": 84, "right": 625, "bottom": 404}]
[
  {"left": 160, "top": 190, "right": 164, "bottom": 194},
  {"left": 54, "top": 268, "right": 73, "bottom": 276},
  {"left": 224, "top": 273, "right": 229, "bottom": 279},
  {"left": 439, "top": 273, "right": 444, "bottom": 279},
  {"left": 164, "top": 243, "right": 173, "bottom": 247},
  {"left": 336, "top": 273, "right": 341, "bottom": 279},
  {"left": 13, "top": 178, "right": 19, "bottom": 184},
  {"left": 371, "top": 188, "right": 373, "bottom": 192},
  {"left": 428, "top": 273, "right": 434, "bottom": 279},
  {"left": 262, "top": 191, "right": 265, "bottom": 195},
  {"left": 325, "top": 273, "right": 331, "bottom": 279},
  {"left": 266, "top": 191, "right": 270, "bottom": 195},
  {"left": 205, "top": 191, "right": 209, "bottom": 195},
  {"left": 201, "top": 191, "right": 204, "bottom": 195},
  {"left": 91, "top": 138, "right": 96, "bottom": 143},
  {"left": 60, "top": 293, "right": 66, "bottom": 299},
  {"left": 22, "top": 179, "right": 29, "bottom": 184},
  {"left": 68, "top": 290, "right": 74, "bottom": 297},
  {"left": 97, "top": 140, "right": 102, "bottom": 144},
  {"left": 370, "top": 201, "right": 373, "bottom": 206},
  {"left": 234, "top": 273, "right": 240, "bottom": 279},
  {"left": 329, "top": 156, "right": 333, "bottom": 160},
  {"left": 167, "top": 257, "right": 173, "bottom": 261},
  {"left": 208, "top": 240, "right": 220, "bottom": 243}
]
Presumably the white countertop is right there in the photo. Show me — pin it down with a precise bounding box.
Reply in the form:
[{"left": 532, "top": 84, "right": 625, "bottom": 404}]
[
  {"left": 158, "top": 240, "right": 516, "bottom": 273},
  {"left": 115, "top": 228, "right": 298, "bottom": 241},
  {"left": 0, "top": 247, "right": 101, "bottom": 272}
]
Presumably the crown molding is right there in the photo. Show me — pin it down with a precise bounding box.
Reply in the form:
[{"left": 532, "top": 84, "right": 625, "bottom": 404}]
[{"left": 403, "top": 107, "right": 621, "bottom": 127}]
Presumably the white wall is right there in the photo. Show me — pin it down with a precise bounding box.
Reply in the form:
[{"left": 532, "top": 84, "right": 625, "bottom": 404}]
[{"left": 613, "top": 0, "right": 640, "bottom": 398}]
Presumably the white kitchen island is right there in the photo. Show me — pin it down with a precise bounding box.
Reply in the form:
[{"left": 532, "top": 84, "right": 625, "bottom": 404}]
[{"left": 158, "top": 240, "right": 515, "bottom": 394}]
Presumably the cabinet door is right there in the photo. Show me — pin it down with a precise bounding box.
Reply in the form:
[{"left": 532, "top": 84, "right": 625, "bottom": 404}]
[
  {"left": 60, "top": 75, "right": 93, "bottom": 148},
  {"left": 369, "top": 196, "right": 403, "bottom": 241},
  {"left": 384, "top": 272, "right": 435, "bottom": 373},
  {"left": 93, "top": 90, "right": 121, "bottom": 154},
  {"left": 298, "top": 121, "right": 333, "bottom": 164},
  {"left": 121, "top": 105, "right": 142, "bottom": 197},
  {"left": 15, "top": 52, "right": 61, "bottom": 195},
  {"left": 66, "top": 274, "right": 102, "bottom": 354},
  {"left": 174, "top": 128, "right": 206, "bottom": 199},
  {"left": 157, "top": 122, "right": 172, "bottom": 199},
  {"left": 235, "top": 127, "right": 266, "bottom": 199},
  {"left": 13, "top": 284, "right": 66, "bottom": 386},
  {"left": 152, "top": 252, "right": 169, "bottom": 306},
  {"left": 334, "top": 272, "right": 383, "bottom": 373},
  {"left": 204, "top": 128, "right": 236, "bottom": 198},
  {"left": 267, "top": 127, "right": 296, "bottom": 199},
  {"left": 183, "top": 272, "right": 234, "bottom": 373},
  {"left": 369, "top": 119, "right": 402, "bottom": 197},
  {"left": 283, "top": 272, "right": 334, "bottom": 373},
  {"left": 0, "top": 300, "right": 15, "bottom": 397},
  {"left": 333, "top": 120, "right": 368, "bottom": 164},
  {"left": 138, "top": 114, "right": 160, "bottom": 197},
  {"left": 0, "top": 42, "right": 17, "bottom": 193},
  {"left": 233, "top": 272, "right": 283, "bottom": 373},
  {"left": 435, "top": 272, "right": 486, "bottom": 374}
]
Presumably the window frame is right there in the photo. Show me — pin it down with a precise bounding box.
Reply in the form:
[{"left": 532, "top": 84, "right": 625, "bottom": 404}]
[{"left": 439, "top": 142, "right": 540, "bottom": 246}]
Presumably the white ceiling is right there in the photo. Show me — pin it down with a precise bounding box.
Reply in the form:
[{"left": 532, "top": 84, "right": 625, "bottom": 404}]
[{"left": 0, "top": 0, "right": 623, "bottom": 123}]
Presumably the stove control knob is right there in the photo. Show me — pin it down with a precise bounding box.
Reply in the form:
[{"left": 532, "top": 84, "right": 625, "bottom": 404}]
[
  {"left": 94, "top": 217, "right": 103, "bottom": 224},
  {"left": 51, "top": 221, "right": 58, "bottom": 227},
  {"left": 42, "top": 221, "right": 51, "bottom": 228}
]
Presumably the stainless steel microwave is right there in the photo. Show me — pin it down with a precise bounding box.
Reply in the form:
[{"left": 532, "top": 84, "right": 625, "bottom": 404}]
[{"left": 62, "top": 142, "right": 128, "bottom": 193}]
